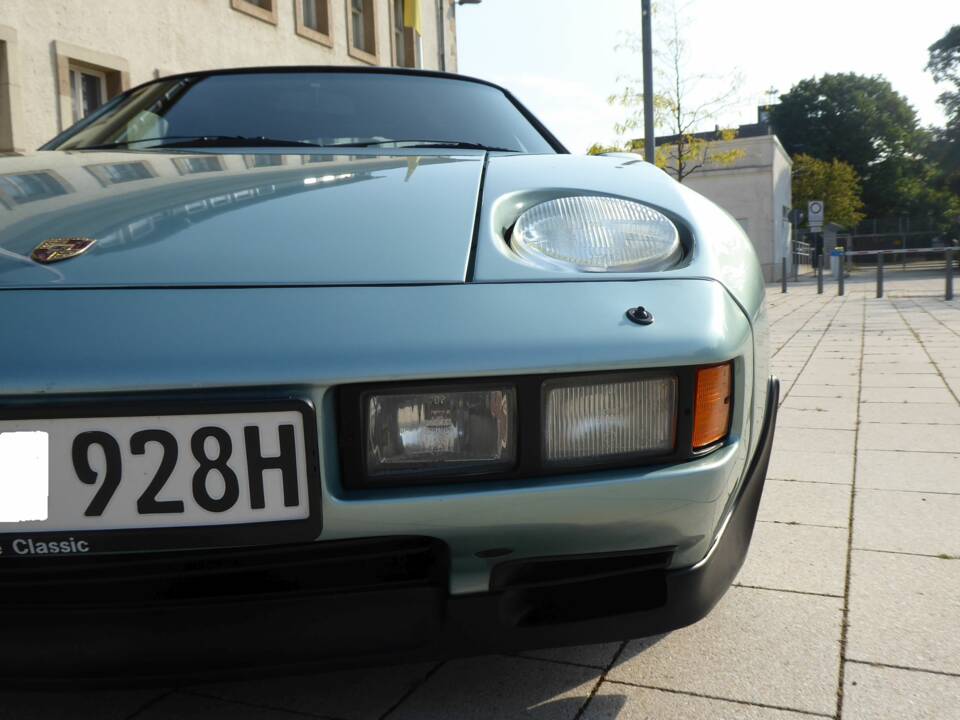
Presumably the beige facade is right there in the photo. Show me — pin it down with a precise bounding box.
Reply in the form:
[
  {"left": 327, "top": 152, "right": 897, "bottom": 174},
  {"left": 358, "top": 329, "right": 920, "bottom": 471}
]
[
  {"left": 0, "top": 0, "right": 459, "bottom": 153},
  {"left": 667, "top": 135, "right": 793, "bottom": 282}
]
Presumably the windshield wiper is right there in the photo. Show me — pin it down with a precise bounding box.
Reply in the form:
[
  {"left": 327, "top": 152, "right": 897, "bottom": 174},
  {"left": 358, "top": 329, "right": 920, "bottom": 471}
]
[
  {"left": 78, "top": 136, "right": 326, "bottom": 150},
  {"left": 325, "top": 139, "right": 521, "bottom": 153}
]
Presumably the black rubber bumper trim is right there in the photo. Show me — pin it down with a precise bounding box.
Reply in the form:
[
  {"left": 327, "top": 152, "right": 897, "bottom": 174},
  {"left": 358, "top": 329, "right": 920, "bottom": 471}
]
[
  {"left": 444, "top": 376, "right": 780, "bottom": 653},
  {"left": 0, "top": 378, "right": 779, "bottom": 687}
]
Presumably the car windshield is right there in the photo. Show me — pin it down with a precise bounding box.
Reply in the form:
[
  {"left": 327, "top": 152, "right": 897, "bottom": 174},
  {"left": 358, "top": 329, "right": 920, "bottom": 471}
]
[{"left": 49, "top": 71, "right": 558, "bottom": 154}]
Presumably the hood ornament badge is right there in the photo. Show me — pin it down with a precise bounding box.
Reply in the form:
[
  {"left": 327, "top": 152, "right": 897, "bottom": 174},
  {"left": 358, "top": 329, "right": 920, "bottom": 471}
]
[{"left": 31, "top": 237, "right": 96, "bottom": 264}]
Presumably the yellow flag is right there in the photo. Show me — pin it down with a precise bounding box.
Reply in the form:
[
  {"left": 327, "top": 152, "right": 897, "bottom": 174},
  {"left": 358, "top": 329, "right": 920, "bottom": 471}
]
[{"left": 403, "top": 0, "right": 421, "bottom": 35}]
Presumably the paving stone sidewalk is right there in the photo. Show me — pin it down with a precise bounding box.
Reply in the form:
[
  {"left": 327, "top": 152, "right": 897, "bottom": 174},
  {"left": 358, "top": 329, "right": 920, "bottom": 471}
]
[{"left": 4, "top": 274, "right": 959, "bottom": 720}]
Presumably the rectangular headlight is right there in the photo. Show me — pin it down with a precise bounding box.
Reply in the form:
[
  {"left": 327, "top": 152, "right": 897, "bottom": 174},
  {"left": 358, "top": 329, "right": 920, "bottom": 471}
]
[
  {"left": 544, "top": 374, "right": 677, "bottom": 464},
  {"left": 365, "top": 387, "right": 516, "bottom": 477}
]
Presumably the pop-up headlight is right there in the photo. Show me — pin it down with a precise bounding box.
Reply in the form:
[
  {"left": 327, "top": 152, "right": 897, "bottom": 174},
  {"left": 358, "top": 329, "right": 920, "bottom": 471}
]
[{"left": 511, "top": 196, "right": 682, "bottom": 273}]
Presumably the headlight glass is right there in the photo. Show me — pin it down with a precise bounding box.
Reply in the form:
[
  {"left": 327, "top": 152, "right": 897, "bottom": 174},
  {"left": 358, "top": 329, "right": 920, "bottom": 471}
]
[
  {"left": 544, "top": 375, "right": 677, "bottom": 464},
  {"left": 511, "top": 196, "right": 682, "bottom": 272},
  {"left": 366, "top": 387, "right": 516, "bottom": 476}
]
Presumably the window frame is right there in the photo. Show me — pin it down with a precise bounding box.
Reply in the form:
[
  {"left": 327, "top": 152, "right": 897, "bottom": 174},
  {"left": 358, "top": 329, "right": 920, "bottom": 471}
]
[
  {"left": 295, "top": 0, "right": 333, "bottom": 47},
  {"left": 230, "top": 0, "right": 278, "bottom": 25},
  {"left": 390, "top": 0, "right": 418, "bottom": 68},
  {"left": 172, "top": 155, "right": 226, "bottom": 176},
  {"left": 0, "top": 170, "right": 74, "bottom": 206},
  {"left": 54, "top": 41, "right": 129, "bottom": 132},
  {"left": 0, "top": 25, "right": 24, "bottom": 153},
  {"left": 346, "top": 0, "right": 380, "bottom": 66},
  {"left": 84, "top": 161, "right": 158, "bottom": 187},
  {"left": 69, "top": 65, "right": 109, "bottom": 124},
  {"left": 243, "top": 153, "right": 287, "bottom": 169}
]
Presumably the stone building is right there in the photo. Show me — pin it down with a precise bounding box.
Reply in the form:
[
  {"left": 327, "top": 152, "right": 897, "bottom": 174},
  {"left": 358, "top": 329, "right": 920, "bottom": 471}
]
[
  {"left": 0, "top": 0, "right": 459, "bottom": 153},
  {"left": 648, "top": 110, "right": 793, "bottom": 282}
]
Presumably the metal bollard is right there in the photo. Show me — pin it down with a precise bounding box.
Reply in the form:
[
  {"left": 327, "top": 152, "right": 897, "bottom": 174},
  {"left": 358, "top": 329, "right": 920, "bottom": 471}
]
[
  {"left": 817, "top": 259, "right": 823, "bottom": 294},
  {"left": 838, "top": 250, "right": 845, "bottom": 296},
  {"left": 947, "top": 248, "right": 955, "bottom": 301},
  {"left": 877, "top": 253, "right": 884, "bottom": 298},
  {"left": 782, "top": 257, "right": 787, "bottom": 293}
]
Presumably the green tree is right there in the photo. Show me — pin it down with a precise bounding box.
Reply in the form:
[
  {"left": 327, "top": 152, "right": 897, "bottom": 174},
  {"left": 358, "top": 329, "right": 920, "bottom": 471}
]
[
  {"left": 587, "top": 141, "right": 632, "bottom": 156},
  {"left": 652, "top": 128, "right": 746, "bottom": 184},
  {"left": 591, "top": 0, "right": 744, "bottom": 182},
  {"left": 588, "top": 129, "right": 745, "bottom": 185},
  {"left": 770, "top": 73, "right": 925, "bottom": 218},
  {"left": 927, "top": 26, "right": 960, "bottom": 199},
  {"left": 927, "top": 25, "right": 960, "bottom": 119},
  {"left": 791, "top": 154, "right": 865, "bottom": 229}
]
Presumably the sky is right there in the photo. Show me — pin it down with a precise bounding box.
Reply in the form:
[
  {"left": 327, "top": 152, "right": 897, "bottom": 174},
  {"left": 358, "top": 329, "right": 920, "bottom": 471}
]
[{"left": 455, "top": 0, "right": 957, "bottom": 154}]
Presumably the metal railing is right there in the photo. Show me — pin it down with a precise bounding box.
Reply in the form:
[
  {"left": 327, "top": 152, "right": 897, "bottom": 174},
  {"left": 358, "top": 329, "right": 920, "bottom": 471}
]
[
  {"left": 792, "top": 240, "right": 813, "bottom": 278},
  {"left": 781, "top": 242, "right": 957, "bottom": 300}
]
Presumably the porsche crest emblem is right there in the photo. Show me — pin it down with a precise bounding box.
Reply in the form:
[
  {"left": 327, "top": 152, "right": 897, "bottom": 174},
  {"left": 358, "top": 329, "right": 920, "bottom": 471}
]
[{"left": 31, "top": 237, "right": 96, "bottom": 264}]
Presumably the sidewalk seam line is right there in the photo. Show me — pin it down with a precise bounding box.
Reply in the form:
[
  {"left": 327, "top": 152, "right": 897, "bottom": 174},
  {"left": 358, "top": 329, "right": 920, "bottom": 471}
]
[
  {"left": 835, "top": 289, "right": 865, "bottom": 720},
  {"left": 845, "top": 658, "right": 960, "bottom": 678},
  {"left": 180, "top": 689, "right": 336, "bottom": 719},
  {"left": 758, "top": 520, "right": 847, "bottom": 530},
  {"left": 770, "top": 295, "right": 829, "bottom": 356},
  {"left": 600, "top": 678, "right": 834, "bottom": 718},
  {"left": 732, "top": 583, "right": 843, "bottom": 599},
  {"left": 779, "top": 295, "right": 850, "bottom": 405},
  {"left": 854, "top": 447, "right": 960, "bottom": 455},
  {"left": 378, "top": 661, "right": 445, "bottom": 720},
  {"left": 572, "top": 640, "right": 629, "bottom": 720},
  {"left": 855, "top": 487, "right": 960, "bottom": 497},
  {"left": 896, "top": 300, "right": 960, "bottom": 407},
  {"left": 852, "top": 547, "right": 958, "bottom": 560},
  {"left": 124, "top": 689, "right": 177, "bottom": 720},
  {"left": 507, "top": 653, "right": 607, "bottom": 672},
  {"left": 767, "top": 477, "right": 852, "bottom": 487}
]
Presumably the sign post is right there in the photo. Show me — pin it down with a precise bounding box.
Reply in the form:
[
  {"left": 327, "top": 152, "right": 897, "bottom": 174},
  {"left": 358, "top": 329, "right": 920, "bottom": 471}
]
[
  {"left": 807, "top": 200, "right": 824, "bottom": 232},
  {"left": 808, "top": 201, "right": 824, "bottom": 273}
]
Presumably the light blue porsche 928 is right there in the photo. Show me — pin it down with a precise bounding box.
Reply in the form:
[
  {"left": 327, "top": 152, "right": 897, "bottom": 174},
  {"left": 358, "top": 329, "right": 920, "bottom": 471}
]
[{"left": 0, "top": 67, "right": 777, "bottom": 683}]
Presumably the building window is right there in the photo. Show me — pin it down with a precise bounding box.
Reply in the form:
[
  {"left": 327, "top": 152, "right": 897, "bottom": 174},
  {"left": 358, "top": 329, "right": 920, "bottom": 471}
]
[
  {"left": 0, "top": 172, "right": 71, "bottom": 205},
  {"left": 54, "top": 42, "right": 129, "bottom": 132},
  {"left": 347, "top": 0, "right": 378, "bottom": 64},
  {"left": 296, "top": 0, "right": 331, "bottom": 45},
  {"left": 85, "top": 161, "right": 156, "bottom": 186},
  {"left": 243, "top": 154, "right": 285, "bottom": 168},
  {"left": 302, "top": 0, "right": 326, "bottom": 31},
  {"left": 69, "top": 65, "right": 107, "bottom": 123},
  {"left": 1, "top": 26, "right": 23, "bottom": 153},
  {"left": 0, "top": 39, "right": 13, "bottom": 152},
  {"left": 230, "top": 0, "right": 278, "bottom": 25},
  {"left": 391, "top": 0, "right": 418, "bottom": 68},
  {"left": 172, "top": 156, "right": 225, "bottom": 175}
]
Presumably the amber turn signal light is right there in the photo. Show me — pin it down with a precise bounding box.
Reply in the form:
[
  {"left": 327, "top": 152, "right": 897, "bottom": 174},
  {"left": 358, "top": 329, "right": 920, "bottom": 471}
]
[{"left": 692, "top": 363, "right": 732, "bottom": 450}]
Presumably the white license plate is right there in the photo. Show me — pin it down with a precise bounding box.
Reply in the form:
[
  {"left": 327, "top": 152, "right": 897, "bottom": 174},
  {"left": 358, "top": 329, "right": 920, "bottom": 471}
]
[{"left": 0, "top": 400, "right": 319, "bottom": 556}]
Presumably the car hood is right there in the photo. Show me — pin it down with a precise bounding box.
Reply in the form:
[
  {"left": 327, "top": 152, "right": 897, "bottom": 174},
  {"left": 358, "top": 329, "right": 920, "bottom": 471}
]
[{"left": 0, "top": 150, "right": 484, "bottom": 288}]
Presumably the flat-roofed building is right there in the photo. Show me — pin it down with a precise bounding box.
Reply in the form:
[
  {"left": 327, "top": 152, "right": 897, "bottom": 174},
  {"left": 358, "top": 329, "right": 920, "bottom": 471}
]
[{"left": 647, "top": 110, "right": 793, "bottom": 282}]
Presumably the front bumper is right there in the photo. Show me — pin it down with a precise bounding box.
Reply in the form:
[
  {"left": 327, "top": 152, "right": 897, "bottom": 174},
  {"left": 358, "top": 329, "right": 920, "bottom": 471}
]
[
  {"left": 1, "top": 280, "right": 757, "bottom": 584},
  {"left": 0, "top": 379, "right": 778, "bottom": 686}
]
